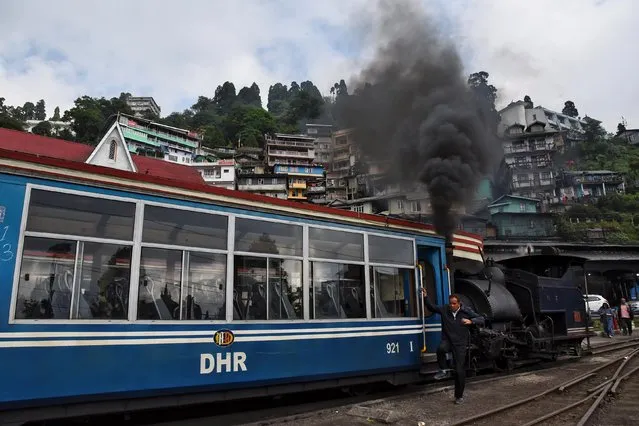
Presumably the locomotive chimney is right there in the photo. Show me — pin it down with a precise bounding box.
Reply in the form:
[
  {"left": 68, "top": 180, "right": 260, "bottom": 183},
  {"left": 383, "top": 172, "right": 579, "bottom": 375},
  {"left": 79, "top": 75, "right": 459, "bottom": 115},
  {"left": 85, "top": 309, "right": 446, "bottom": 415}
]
[{"left": 445, "top": 237, "right": 456, "bottom": 293}]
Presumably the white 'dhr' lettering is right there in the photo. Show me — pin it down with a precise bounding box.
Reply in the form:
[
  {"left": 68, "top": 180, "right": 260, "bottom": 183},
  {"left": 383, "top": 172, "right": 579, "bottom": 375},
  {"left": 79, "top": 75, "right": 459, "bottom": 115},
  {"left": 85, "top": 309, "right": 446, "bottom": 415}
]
[{"left": 200, "top": 352, "right": 248, "bottom": 374}]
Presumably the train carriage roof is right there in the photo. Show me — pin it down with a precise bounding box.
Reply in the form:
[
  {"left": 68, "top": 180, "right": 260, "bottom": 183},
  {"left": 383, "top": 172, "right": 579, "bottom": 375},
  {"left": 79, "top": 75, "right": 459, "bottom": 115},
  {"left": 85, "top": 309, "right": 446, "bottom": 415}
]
[{"left": 0, "top": 128, "right": 483, "bottom": 260}]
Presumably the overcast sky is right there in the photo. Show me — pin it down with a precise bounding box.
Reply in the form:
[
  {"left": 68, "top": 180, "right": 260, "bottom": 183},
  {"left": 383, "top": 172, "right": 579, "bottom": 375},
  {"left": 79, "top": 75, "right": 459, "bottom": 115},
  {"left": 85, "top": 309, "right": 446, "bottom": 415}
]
[{"left": 1, "top": 0, "right": 636, "bottom": 131}]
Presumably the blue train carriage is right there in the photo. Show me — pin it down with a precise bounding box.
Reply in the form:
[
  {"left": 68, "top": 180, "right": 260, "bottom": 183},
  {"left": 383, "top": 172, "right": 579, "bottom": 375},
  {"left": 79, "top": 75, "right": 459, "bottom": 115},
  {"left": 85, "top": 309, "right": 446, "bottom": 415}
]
[{"left": 0, "top": 141, "right": 484, "bottom": 421}]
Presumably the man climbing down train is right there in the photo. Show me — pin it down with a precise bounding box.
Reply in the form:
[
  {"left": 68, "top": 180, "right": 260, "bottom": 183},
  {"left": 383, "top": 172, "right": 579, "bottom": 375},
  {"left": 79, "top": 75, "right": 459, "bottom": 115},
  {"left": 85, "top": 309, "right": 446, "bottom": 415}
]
[{"left": 421, "top": 288, "right": 485, "bottom": 405}]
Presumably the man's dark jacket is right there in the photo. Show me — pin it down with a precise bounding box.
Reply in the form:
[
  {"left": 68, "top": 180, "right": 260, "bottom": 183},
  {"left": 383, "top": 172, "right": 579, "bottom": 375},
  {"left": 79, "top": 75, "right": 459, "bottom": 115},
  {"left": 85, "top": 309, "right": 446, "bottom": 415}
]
[{"left": 424, "top": 296, "right": 485, "bottom": 346}]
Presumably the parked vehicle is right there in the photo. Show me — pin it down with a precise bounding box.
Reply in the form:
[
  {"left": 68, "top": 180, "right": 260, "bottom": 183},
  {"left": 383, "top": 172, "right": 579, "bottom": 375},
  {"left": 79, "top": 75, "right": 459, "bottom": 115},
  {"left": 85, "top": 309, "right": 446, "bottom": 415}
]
[{"left": 584, "top": 294, "right": 609, "bottom": 315}]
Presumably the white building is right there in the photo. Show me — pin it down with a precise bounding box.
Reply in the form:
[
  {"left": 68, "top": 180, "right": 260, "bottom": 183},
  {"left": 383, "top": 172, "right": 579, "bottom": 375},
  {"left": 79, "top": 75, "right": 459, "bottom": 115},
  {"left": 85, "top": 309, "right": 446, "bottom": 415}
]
[
  {"left": 192, "top": 159, "right": 236, "bottom": 190},
  {"left": 126, "top": 96, "right": 161, "bottom": 118}
]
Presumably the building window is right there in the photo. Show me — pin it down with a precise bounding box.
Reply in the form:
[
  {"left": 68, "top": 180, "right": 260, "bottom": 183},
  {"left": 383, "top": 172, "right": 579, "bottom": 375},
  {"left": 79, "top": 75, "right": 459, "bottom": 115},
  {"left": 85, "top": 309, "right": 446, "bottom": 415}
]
[
  {"left": 396, "top": 200, "right": 404, "bottom": 210},
  {"left": 351, "top": 205, "right": 364, "bottom": 213},
  {"left": 108, "top": 140, "right": 117, "bottom": 160},
  {"left": 411, "top": 201, "right": 421, "bottom": 212}
]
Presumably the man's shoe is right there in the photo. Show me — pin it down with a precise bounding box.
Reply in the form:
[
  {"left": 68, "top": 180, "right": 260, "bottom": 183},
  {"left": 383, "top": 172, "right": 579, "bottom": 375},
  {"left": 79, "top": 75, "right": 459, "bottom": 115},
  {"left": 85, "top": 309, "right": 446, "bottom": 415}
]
[
  {"left": 434, "top": 370, "right": 450, "bottom": 380},
  {"left": 455, "top": 397, "right": 464, "bottom": 404}
]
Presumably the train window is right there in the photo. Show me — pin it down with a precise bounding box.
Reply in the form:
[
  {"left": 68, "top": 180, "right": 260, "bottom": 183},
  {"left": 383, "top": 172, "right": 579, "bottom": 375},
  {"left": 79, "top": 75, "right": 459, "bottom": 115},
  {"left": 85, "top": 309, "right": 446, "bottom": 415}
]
[
  {"left": 233, "top": 255, "right": 302, "bottom": 320},
  {"left": 26, "top": 189, "right": 135, "bottom": 241},
  {"left": 308, "top": 227, "right": 364, "bottom": 262},
  {"left": 75, "top": 242, "right": 132, "bottom": 320},
  {"left": 368, "top": 235, "right": 414, "bottom": 266},
  {"left": 137, "top": 248, "right": 227, "bottom": 320},
  {"left": 142, "top": 205, "right": 227, "bottom": 250},
  {"left": 310, "top": 262, "right": 365, "bottom": 319},
  {"left": 235, "top": 218, "right": 302, "bottom": 257},
  {"left": 14, "top": 236, "right": 76, "bottom": 319},
  {"left": 183, "top": 252, "right": 227, "bottom": 320},
  {"left": 137, "top": 247, "right": 183, "bottom": 320},
  {"left": 370, "top": 266, "right": 414, "bottom": 318}
]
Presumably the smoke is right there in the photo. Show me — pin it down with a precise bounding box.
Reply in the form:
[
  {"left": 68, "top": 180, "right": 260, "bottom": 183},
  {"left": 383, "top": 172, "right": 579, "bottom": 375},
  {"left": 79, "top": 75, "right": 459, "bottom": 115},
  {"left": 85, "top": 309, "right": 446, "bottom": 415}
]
[{"left": 341, "top": 0, "right": 503, "bottom": 240}]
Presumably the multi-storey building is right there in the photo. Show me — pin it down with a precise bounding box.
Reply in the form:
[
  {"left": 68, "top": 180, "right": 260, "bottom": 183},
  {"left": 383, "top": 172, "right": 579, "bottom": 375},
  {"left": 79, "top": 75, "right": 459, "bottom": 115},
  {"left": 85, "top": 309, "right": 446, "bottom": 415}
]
[
  {"left": 498, "top": 103, "right": 562, "bottom": 202},
  {"left": 126, "top": 96, "right": 161, "bottom": 118},
  {"left": 265, "top": 133, "right": 324, "bottom": 201},
  {"left": 234, "top": 146, "right": 265, "bottom": 175},
  {"left": 557, "top": 170, "right": 626, "bottom": 203},
  {"left": 272, "top": 164, "right": 325, "bottom": 201},
  {"left": 265, "top": 133, "right": 315, "bottom": 168},
  {"left": 105, "top": 113, "right": 201, "bottom": 165},
  {"left": 306, "top": 123, "right": 332, "bottom": 167},
  {"left": 326, "top": 128, "right": 356, "bottom": 202},
  {"left": 499, "top": 100, "right": 587, "bottom": 153},
  {"left": 236, "top": 173, "right": 288, "bottom": 199},
  {"left": 192, "top": 158, "right": 236, "bottom": 190}
]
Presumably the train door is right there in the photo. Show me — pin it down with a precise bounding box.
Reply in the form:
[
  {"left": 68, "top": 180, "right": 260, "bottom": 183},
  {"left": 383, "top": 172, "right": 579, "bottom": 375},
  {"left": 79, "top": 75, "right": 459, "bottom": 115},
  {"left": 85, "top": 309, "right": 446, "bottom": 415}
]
[{"left": 416, "top": 245, "right": 446, "bottom": 354}]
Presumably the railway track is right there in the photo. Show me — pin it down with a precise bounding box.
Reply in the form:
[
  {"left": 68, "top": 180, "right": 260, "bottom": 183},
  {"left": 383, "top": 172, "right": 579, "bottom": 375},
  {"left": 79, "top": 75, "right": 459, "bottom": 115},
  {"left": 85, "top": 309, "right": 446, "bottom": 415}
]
[{"left": 449, "top": 341, "right": 639, "bottom": 426}]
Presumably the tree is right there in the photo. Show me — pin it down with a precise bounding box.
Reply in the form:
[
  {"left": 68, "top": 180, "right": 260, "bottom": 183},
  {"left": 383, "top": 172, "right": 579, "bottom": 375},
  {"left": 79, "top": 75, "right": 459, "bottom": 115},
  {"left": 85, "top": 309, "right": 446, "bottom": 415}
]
[
  {"left": 617, "top": 122, "right": 627, "bottom": 135},
  {"left": 51, "top": 106, "right": 61, "bottom": 121},
  {"left": 31, "top": 121, "right": 53, "bottom": 137},
  {"left": 213, "top": 82, "right": 237, "bottom": 116},
  {"left": 523, "top": 95, "right": 533, "bottom": 109},
  {"left": 467, "top": 71, "right": 499, "bottom": 131},
  {"left": 22, "top": 102, "right": 35, "bottom": 120},
  {"left": 237, "top": 83, "right": 262, "bottom": 108},
  {"left": 562, "top": 101, "right": 579, "bottom": 118},
  {"left": 582, "top": 116, "right": 606, "bottom": 142},
  {"left": 34, "top": 99, "right": 46, "bottom": 121},
  {"left": 267, "top": 83, "right": 289, "bottom": 117},
  {"left": 63, "top": 93, "right": 134, "bottom": 144},
  {"left": 0, "top": 98, "right": 26, "bottom": 131}
]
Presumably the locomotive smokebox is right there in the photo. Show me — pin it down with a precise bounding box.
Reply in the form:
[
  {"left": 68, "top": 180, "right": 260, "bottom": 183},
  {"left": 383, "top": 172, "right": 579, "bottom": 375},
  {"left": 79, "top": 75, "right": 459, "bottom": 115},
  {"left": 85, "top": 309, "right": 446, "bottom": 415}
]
[{"left": 445, "top": 237, "right": 456, "bottom": 293}]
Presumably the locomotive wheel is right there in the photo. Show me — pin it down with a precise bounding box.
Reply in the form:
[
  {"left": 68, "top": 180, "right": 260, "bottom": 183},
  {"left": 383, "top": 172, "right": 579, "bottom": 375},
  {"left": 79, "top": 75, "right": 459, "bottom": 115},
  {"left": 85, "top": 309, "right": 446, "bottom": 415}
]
[{"left": 572, "top": 343, "right": 584, "bottom": 357}]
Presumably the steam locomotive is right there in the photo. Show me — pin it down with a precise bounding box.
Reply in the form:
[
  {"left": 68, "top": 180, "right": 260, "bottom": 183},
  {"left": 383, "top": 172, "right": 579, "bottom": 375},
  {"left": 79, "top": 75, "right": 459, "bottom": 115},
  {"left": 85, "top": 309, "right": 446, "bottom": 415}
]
[{"left": 447, "top": 246, "right": 591, "bottom": 373}]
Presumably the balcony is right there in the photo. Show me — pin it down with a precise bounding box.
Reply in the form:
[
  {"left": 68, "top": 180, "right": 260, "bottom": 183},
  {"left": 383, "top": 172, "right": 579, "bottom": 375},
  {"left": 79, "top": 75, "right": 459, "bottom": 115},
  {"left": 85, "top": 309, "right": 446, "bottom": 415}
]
[
  {"left": 288, "top": 193, "right": 307, "bottom": 200},
  {"left": 503, "top": 142, "right": 556, "bottom": 154},
  {"left": 238, "top": 183, "right": 286, "bottom": 192},
  {"left": 289, "top": 180, "right": 307, "bottom": 189},
  {"left": 268, "top": 159, "right": 314, "bottom": 167},
  {"left": 266, "top": 139, "right": 314, "bottom": 149},
  {"left": 512, "top": 181, "right": 533, "bottom": 189},
  {"left": 307, "top": 185, "right": 326, "bottom": 193},
  {"left": 268, "top": 149, "right": 314, "bottom": 159}
]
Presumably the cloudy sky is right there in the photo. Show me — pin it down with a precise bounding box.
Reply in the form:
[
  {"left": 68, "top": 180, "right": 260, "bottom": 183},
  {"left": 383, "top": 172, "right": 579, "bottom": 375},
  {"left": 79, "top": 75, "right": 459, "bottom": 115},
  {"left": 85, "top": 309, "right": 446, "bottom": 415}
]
[{"left": 1, "top": 0, "right": 636, "bottom": 131}]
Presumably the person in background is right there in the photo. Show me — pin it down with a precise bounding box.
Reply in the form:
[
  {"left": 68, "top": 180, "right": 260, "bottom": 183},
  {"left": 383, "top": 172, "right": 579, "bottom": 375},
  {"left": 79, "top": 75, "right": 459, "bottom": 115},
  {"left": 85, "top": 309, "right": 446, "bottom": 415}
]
[
  {"left": 618, "top": 298, "right": 634, "bottom": 336},
  {"left": 421, "top": 288, "right": 485, "bottom": 405},
  {"left": 598, "top": 302, "right": 615, "bottom": 338}
]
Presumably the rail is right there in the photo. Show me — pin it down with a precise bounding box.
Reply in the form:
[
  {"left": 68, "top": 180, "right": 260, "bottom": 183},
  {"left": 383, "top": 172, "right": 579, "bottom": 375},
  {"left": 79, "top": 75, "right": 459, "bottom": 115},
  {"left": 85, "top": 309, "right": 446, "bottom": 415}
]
[{"left": 449, "top": 339, "right": 639, "bottom": 426}]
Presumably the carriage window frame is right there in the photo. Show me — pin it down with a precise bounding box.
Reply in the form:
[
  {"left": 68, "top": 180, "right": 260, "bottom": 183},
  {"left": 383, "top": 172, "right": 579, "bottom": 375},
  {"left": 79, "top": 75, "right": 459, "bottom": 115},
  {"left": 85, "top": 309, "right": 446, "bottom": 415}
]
[
  {"left": 135, "top": 200, "right": 231, "bottom": 323},
  {"left": 366, "top": 232, "right": 418, "bottom": 320},
  {"left": 10, "top": 185, "right": 137, "bottom": 323},
  {"left": 232, "top": 214, "right": 304, "bottom": 322}
]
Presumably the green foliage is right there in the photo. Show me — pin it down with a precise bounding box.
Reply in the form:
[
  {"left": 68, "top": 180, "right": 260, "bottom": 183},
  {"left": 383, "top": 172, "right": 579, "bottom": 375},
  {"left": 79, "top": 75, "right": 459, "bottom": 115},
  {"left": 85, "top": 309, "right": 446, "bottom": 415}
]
[
  {"left": 31, "top": 121, "right": 53, "bottom": 137},
  {"left": 556, "top": 193, "right": 639, "bottom": 242},
  {"left": 62, "top": 93, "right": 134, "bottom": 144},
  {"left": 561, "top": 100, "right": 579, "bottom": 118},
  {"left": 51, "top": 106, "right": 61, "bottom": 121},
  {"left": 159, "top": 80, "right": 325, "bottom": 149}
]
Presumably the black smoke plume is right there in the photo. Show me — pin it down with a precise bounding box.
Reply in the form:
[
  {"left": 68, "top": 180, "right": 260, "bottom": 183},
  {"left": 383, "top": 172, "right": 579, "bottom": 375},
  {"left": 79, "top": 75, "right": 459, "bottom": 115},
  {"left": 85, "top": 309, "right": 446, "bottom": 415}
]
[{"left": 341, "top": 0, "right": 503, "bottom": 240}]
